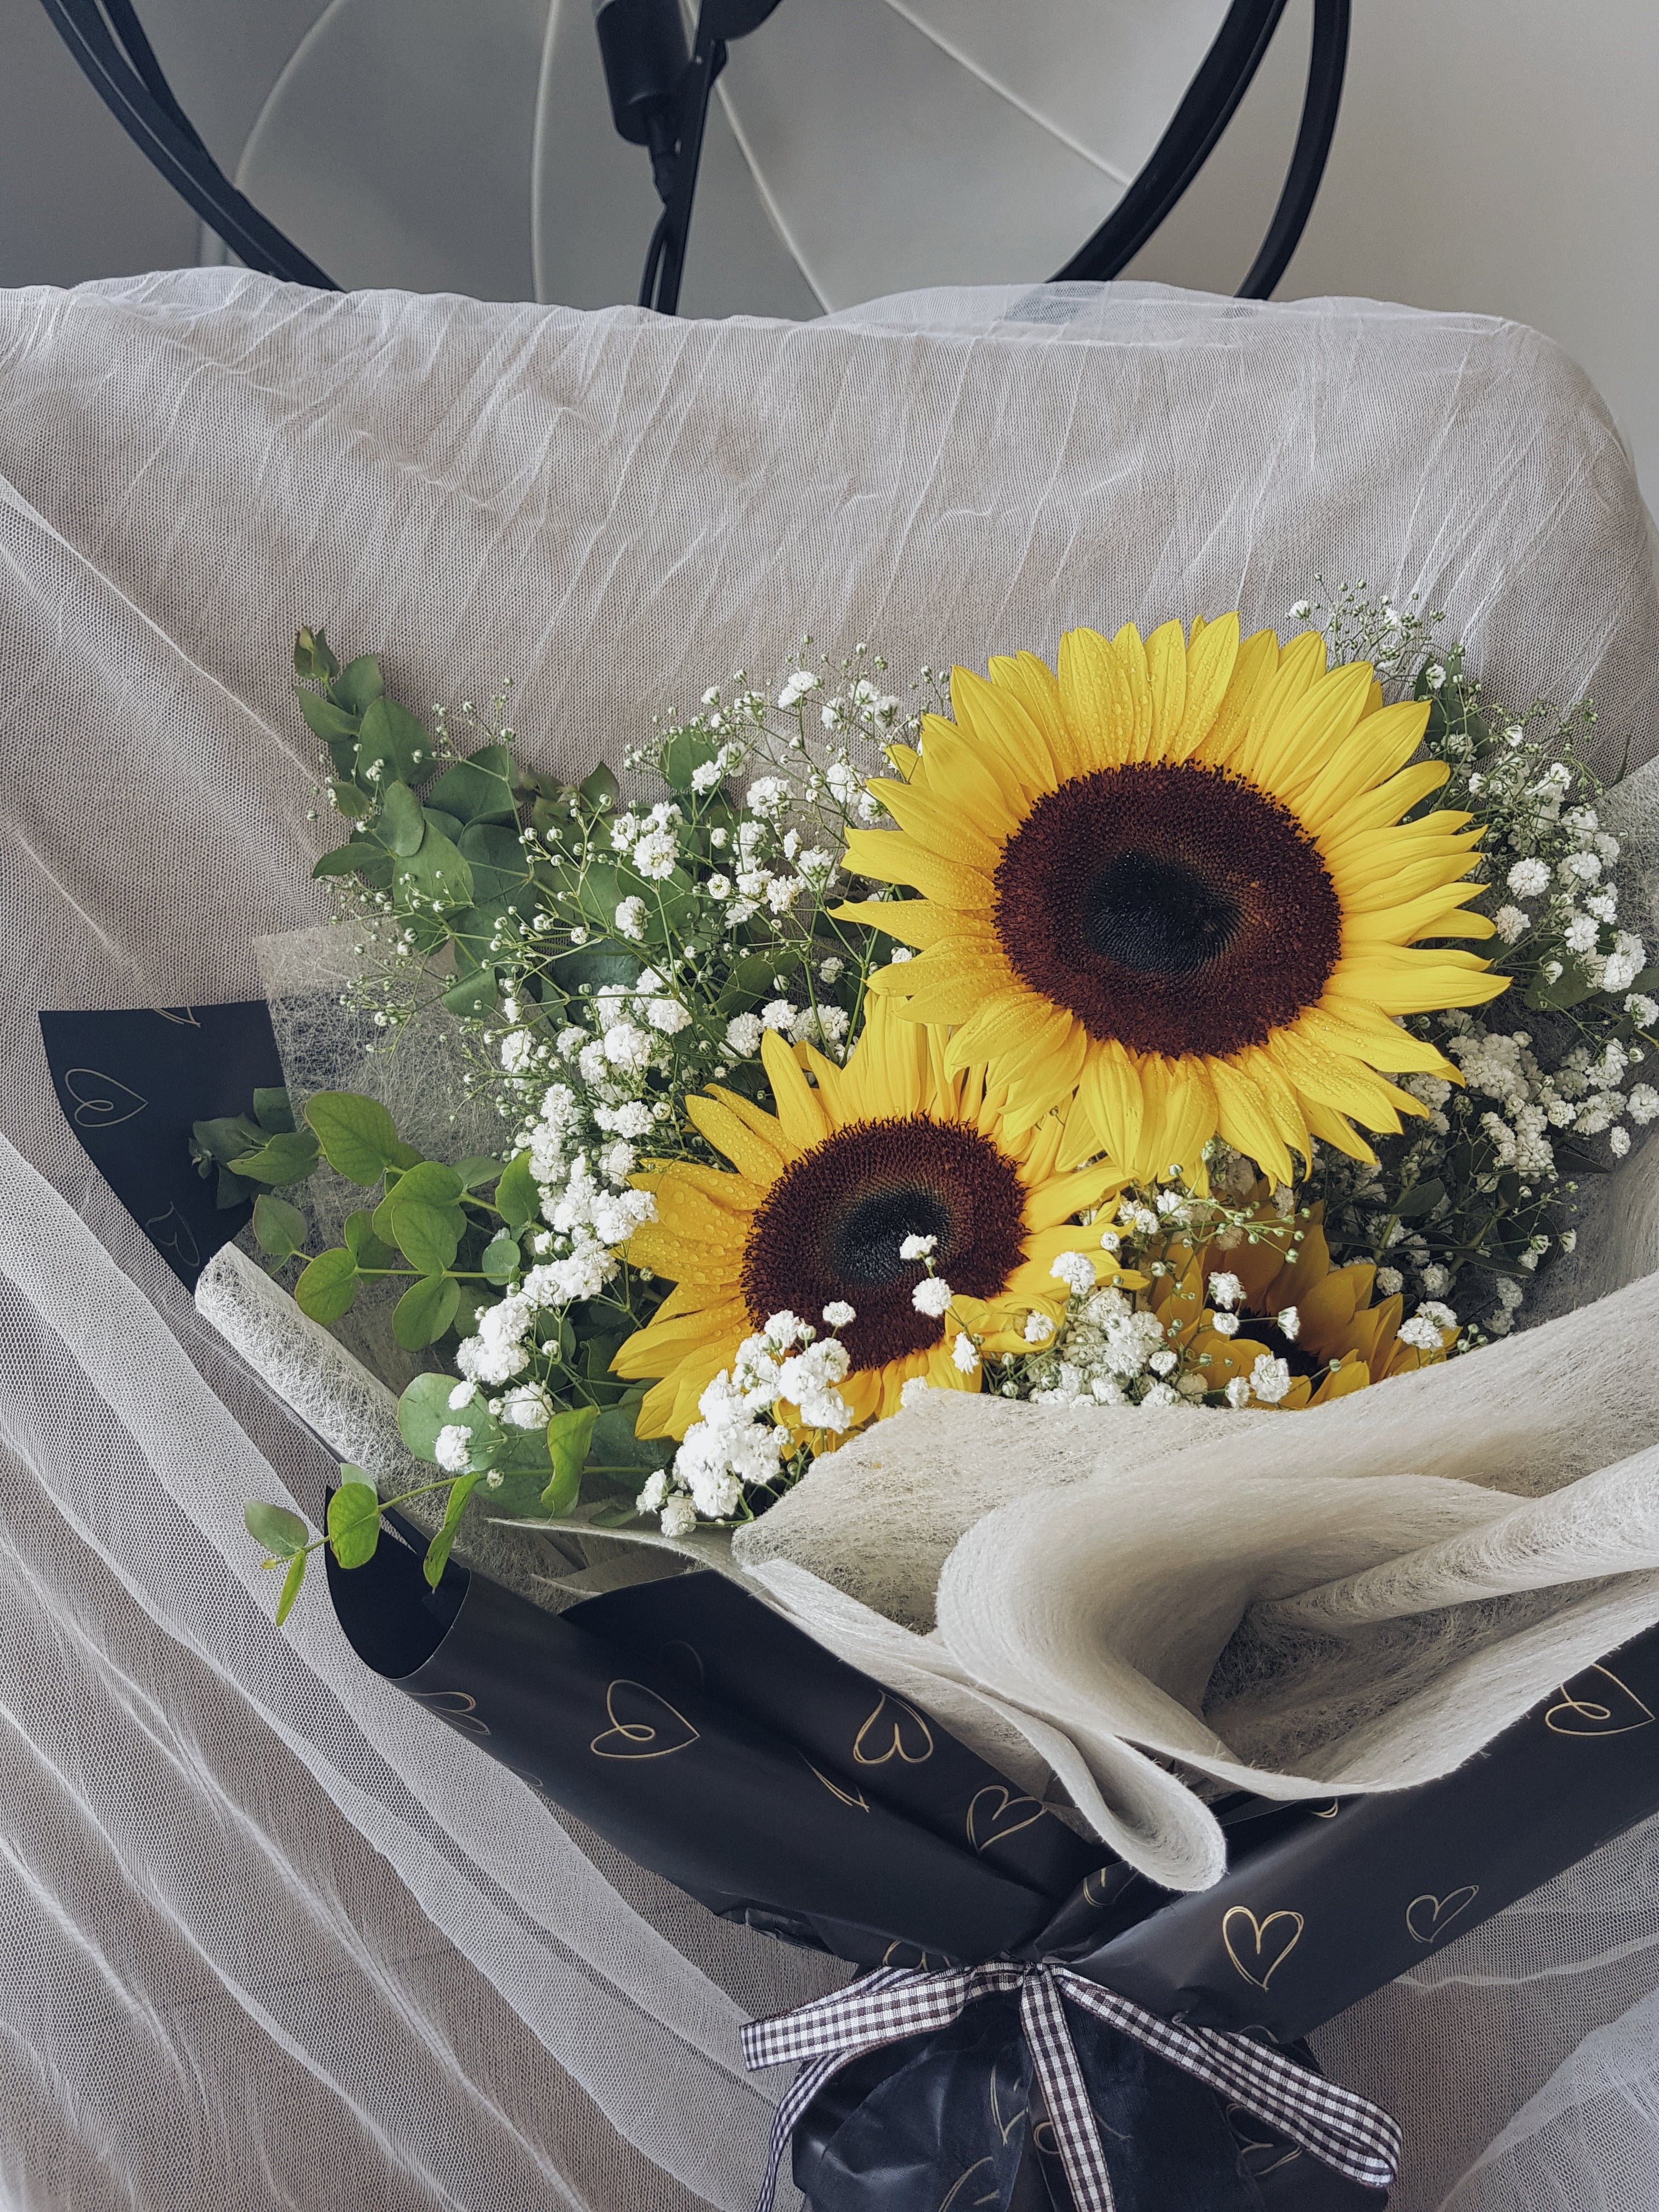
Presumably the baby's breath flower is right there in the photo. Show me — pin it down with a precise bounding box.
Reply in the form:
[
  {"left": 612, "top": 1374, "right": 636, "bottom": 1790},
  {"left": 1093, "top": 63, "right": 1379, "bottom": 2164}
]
[{"left": 434, "top": 1425, "right": 472, "bottom": 1472}]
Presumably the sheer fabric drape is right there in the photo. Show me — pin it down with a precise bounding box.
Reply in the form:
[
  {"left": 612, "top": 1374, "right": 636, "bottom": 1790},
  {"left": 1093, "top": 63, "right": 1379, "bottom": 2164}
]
[{"left": 2, "top": 269, "right": 1656, "bottom": 2209}]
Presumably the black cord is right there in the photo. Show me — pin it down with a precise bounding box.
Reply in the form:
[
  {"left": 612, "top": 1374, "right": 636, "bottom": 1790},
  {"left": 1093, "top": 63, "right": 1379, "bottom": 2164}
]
[
  {"left": 637, "top": 208, "right": 672, "bottom": 310},
  {"left": 636, "top": 13, "right": 726, "bottom": 316},
  {"left": 36, "top": 0, "right": 337, "bottom": 287},
  {"left": 1237, "top": 0, "right": 1350, "bottom": 298},
  {"left": 1052, "top": 0, "right": 1288, "bottom": 285}
]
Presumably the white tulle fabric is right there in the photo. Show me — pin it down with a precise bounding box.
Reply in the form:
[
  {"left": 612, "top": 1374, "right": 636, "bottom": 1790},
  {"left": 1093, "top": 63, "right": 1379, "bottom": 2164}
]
[{"left": 2, "top": 267, "right": 1658, "bottom": 2211}]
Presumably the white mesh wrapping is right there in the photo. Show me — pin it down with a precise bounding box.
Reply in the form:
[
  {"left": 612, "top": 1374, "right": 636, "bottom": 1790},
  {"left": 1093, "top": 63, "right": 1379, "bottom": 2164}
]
[{"left": 2, "top": 267, "right": 1658, "bottom": 2210}]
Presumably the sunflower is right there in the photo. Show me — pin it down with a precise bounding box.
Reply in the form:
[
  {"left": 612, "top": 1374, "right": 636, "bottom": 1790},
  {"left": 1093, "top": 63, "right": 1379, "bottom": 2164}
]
[
  {"left": 834, "top": 617, "right": 1510, "bottom": 1187},
  {"left": 613, "top": 997, "right": 1132, "bottom": 1441},
  {"left": 1150, "top": 1188, "right": 1458, "bottom": 1408}
]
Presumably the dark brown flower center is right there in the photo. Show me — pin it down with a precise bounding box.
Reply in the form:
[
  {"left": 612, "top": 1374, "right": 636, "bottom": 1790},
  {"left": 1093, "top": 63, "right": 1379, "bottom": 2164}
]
[
  {"left": 741, "top": 1115, "right": 1028, "bottom": 1373},
  {"left": 994, "top": 762, "right": 1342, "bottom": 1058}
]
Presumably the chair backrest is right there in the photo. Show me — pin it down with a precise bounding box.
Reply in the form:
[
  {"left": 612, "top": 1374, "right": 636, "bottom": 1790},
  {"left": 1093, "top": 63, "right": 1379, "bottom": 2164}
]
[{"left": 37, "top": 0, "right": 1346, "bottom": 312}]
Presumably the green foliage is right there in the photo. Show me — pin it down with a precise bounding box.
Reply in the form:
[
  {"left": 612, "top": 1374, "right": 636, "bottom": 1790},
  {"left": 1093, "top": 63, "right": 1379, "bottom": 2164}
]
[
  {"left": 327, "top": 1472, "right": 382, "bottom": 1568},
  {"left": 393, "top": 1272, "right": 461, "bottom": 1348},
  {"left": 424, "top": 1473, "right": 482, "bottom": 1587},
  {"left": 275, "top": 1550, "right": 307, "bottom": 1623},
  {"left": 295, "top": 1245, "right": 360, "bottom": 1324},
  {"left": 544, "top": 1404, "right": 600, "bottom": 1515},
  {"left": 304, "top": 1091, "right": 420, "bottom": 1184},
  {"left": 398, "top": 1370, "right": 486, "bottom": 1460},
  {"left": 246, "top": 1500, "right": 309, "bottom": 1556},
  {"left": 228, "top": 1128, "right": 321, "bottom": 1184},
  {"left": 252, "top": 1192, "right": 309, "bottom": 1261},
  {"left": 494, "top": 1150, "right": 538, "bottom": 1232}
]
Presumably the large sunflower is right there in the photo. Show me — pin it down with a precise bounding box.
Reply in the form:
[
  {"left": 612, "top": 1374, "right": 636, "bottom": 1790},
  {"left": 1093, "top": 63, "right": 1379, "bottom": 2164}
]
[
  {"left": 835, "top": 617, "right": 1509, "bottom": 1186},
  {"left": 614, "top": 997, "right": 1131, "bottom": 1441}
]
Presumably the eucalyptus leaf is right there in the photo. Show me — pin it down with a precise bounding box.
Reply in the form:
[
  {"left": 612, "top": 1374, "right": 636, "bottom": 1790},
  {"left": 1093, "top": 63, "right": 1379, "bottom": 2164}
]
[
  {"left": 585, "top": 1404, "right": 674, "bottom": 1482},
  {"left": 457, "top": 820, "right": 535, "bottom": 909},
  {"left": 304, "top": 1091, "right": 421, "bottom": 1183},
  {"left": 330, "top": 780, "right": 375, "bottom": 820},
  {"left": 387, "top": 1160, "right": 464, "bottom": 1206},
  {"left": 342, "top": 1208, "right": 399, "bottom": 1272},
  {"left": 380, "top": 779, "right": 427, "bottom": 857},
  {"left": 393, "top": 1273, "right": 460, "bottom": 1350},
  {"left": 1527, "top": 958, "right": 1600, "bottom": 1012},
  {"left": 252, "top": 1192, "right": 309, "bottom": 1261},
  {"left": 425, "top": 744, "right": 517, "bottom": 826},
  {"left": 661, "top": 725, "right": 726, "bottom": 793},
  {"left": 357, "top": 696, "right": 435, "bottom": 788},
  {"left": 245, "top": 1500, "right": 309, "bottom": 1556},
  {"left": 1394, "top": 1177, "right": 1446, "bottom": 1219},
  {"left": 546, "top": 945, "right": 641, "bottom": 996},
  {"left": 327, "top": 1473, "right": 382, "bottom": 1570},
  {"left": 331, "top": 654, "right": 384, "bottom": 715},
  {"left": 424, "top": 1473, "right": 482, "bottom": 1588},
  {"left": 275, "top": 1549, "right": 307, "bottom": 1623},
  {"left": 455, "top": 1156, "right": 502, "bottom": 1190},
  {"left": 543, "top": 1405, "right": 600, "bottom": 1516},
  {"left": 398, "top": 1371, "right": 489, "bottom": 1460},
  {"left": 421, "top": 806, "right": 464, "bottom": 843},
  {"left": 294, "top": 625, "right": 339, "bottom": 682},
  {"left": 312, "top": 836, "right": 393, "bottom": 887},
  {"left": 252, "top": 1087, "right": 295, "bottom": 1134},
  {"left": 442, "top": 969, "right": 498, "bottom": 1020},
  {"left": 391, "top": 1200, "right": 461, "bottom": 1276},
  {"left": 227, "top": 1129, "right": 321, "bottom": 1185},
  {"left": 294, "top": 1245, "right": 360, "bottom": 1324},
  {"left": 482, "top": 1232, "right": 521, "bottom": 1285},
  {"left": 395, "top": 823, "right": 473, "bottom": 911},
  {"left": 586, "top": 1500, "right": 645, "bottom": 1528},
  {"left": 294, "top": 687, "right": 360, "bottom": 746},
  {"left": 578, "top": 763, "right": 618, "bottom": 812},
  {"left": 494, "top": 1150, "right": 538, "bottom": 1232},
  {"left": 191, "top": 1113, "right": 266, "bottom": 1168}
]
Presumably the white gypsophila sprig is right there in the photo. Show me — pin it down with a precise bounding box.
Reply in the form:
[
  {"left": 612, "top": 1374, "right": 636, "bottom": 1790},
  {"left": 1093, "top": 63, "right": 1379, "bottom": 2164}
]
[{"left": 639, "top": 1308, "right": 857, "bottom": 1531}]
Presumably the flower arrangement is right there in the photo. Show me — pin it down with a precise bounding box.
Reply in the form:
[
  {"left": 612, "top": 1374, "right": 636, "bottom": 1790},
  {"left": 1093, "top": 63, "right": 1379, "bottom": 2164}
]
[{"left": 215, "top": 593, "right": 1654, "bottom": 1601}]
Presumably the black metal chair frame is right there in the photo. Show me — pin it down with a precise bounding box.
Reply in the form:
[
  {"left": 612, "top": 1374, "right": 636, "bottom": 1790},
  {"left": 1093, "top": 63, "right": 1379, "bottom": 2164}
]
[{"left": 35, "top": 0, "right": 1349, "bottom": 308}]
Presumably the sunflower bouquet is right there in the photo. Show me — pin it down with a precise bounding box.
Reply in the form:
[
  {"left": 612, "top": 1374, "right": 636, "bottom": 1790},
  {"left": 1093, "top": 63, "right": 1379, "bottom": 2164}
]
[{"left": 221, "top": 594, "right": 1654, "bottom": 1598}]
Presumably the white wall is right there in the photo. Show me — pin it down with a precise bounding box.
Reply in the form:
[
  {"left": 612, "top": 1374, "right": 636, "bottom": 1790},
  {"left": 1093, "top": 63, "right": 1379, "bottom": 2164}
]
[
  {"left": 1126, "top": 0, "right": 1659, "bottom": 506},
  {"left": 2, "top": 0, "right": 1656, "bottom": 506}
]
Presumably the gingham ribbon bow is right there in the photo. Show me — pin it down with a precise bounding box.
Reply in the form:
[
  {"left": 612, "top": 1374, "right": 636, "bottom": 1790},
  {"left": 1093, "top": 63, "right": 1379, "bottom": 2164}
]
[{"left": 741, "top": 1960, "right": 1401, "bottom": 2212}]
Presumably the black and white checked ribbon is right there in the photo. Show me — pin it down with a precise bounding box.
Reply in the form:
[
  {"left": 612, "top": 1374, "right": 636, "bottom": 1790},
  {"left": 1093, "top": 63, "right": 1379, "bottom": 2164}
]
[{"left": 742, "top": 1960, "right": 1401, "bottom": 2212}]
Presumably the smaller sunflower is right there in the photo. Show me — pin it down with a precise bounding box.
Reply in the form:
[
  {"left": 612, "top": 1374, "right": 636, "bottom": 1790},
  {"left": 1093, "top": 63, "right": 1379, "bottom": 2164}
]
[
  {"left": 613, "top": 997, "right": 1133, "bottom": 1441},
  {"left": 1150, "top": 1187, "right": 1457, "bottom": 1408}
]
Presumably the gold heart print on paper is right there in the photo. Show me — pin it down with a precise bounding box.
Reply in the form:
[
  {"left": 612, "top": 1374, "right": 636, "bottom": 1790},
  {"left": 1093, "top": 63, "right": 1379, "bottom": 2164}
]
[
  {"left": 1406, "top": 1886, "right": 1479, "bottom": 1945},
  {"left": 143, "top": 1204, "right": 200, "bottom": 1269},
  {"left": 1221, "top": 1905, "right": 1305, "bottom": 1990},
  {"left": 410, "top": 1689, "right": 490, "bottom": 1737},
  {"left": 1545, "top": 1663, "right": 1656, "bottom": 1737},
  {"left": 65, "top": 1067, "right": 148, "bottom": 1128},
  {"left": 801, "top": 1756, "right": 868, "bottom": 1812},
  {"left": 1227, "top": 2104, "right": 1301, "bottom": 2179},
  {"left": 966, "top": 1785, "right": 1046, "bottom": 1853},
  {"left": 853, "top": 1691, "right": 934, "bottom": 1768},
  {"left": 590, "top": 1679, "right": 700, "bottom": 1759},
  {"left": 935, "top": 2157, "right": 998, "bottom": 2211}
]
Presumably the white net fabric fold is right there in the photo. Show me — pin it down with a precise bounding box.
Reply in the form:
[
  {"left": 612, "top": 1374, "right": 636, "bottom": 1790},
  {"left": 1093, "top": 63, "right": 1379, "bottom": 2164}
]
[{"left": 2, "top": 267, "right": 1657, "bottom": 2209}]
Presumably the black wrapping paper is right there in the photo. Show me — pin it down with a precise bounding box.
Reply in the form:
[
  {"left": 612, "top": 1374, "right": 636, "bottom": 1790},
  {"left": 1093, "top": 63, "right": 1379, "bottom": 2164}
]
[
  {"left": 49, "top": 998, "right": 1659, "bottom": 2210},
  {"left": 40, "top": 1000, "right": 283, "bottom": 1288},
  {"left": 1067, "top": 1621, "right": 1659, "bottom": 2040},
  {"left": 325, "top": 1517, "right": 1088, "bottom": 1967}
]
